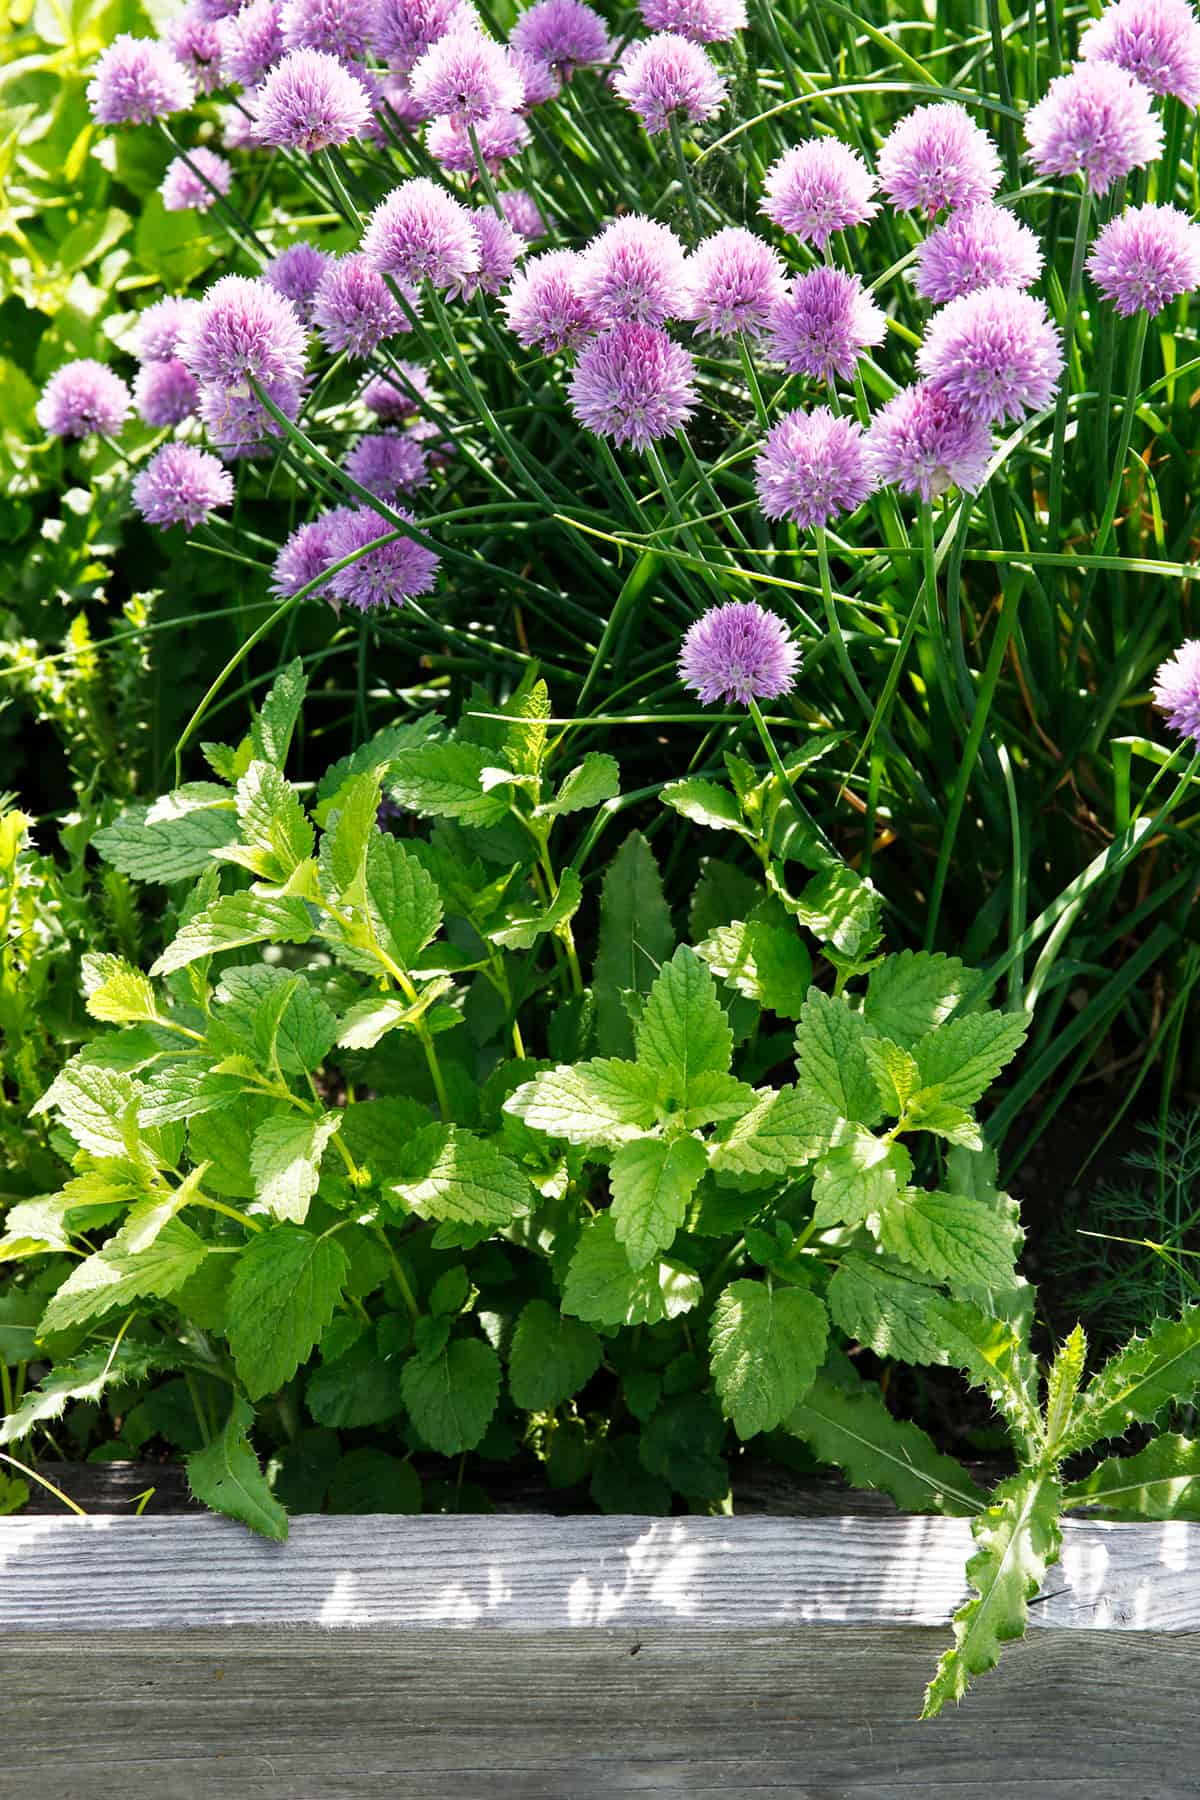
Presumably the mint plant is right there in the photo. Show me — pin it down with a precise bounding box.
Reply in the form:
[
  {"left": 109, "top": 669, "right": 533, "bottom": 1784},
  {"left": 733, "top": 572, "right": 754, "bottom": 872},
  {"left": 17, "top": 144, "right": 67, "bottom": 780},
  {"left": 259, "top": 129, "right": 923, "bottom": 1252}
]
[{"left": 5, "top": 661, "right": 1200, "bottom": 1716}]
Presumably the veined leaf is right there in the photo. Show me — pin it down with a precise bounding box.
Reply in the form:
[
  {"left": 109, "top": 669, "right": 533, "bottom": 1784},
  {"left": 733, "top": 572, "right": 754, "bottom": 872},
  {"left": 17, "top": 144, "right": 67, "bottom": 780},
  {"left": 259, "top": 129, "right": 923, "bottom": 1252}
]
[
  {"left": 864, "top": 950, "right": 970, "bottom": 1047},
  {"left": 186, "top": 1393, "right": 288, "bottom": 1541},
  {"left": 82, "top": 953, "right": 159, "bottom": 1026},
  {"left": 788, "top": 1371, "right": 986, "bottom": 1516},
  {"left": 401, "top": 1337, "right": 500, "bottom": 1454},
  {"left": 709, "top": 1084, "right": 835, "bottom": 1178},
  {"left": 151, "top": 892, "right": 314, "bottom": 975},
  {"left": 635, "top": 945, "right": 732, "bottom": 1102},
  {"left": 38, "top": 1216, "right": 207, "bottom": 1335},
  {"left": 249, "top": 1111, "right": 342, "bottom": 1223},
  {"left": 385, "top": 740, "right": 511, "bottom": 826},
  {"left": 794, "top": 990, "right": 882, "bottom": 1128},
  {"left": 875, "top": 1188, "right": 1021, "bottom": 1292},
  {"left": 563, "top": 1215, "right": 701, "bottom": 1328},
  {"left": 812, "top": 1128, "right": 911, "bottom": 1229},
  {"left": 1059, "top": 1308, "right": 1200, "bottom": 1455},
  {"left": 508, "top": 1299, "right": 602, "bottom": 1410},
  {"left": 537, "top": 753, "right": 620, "bottom": 817},
  {"left": 660, "top": 777, "right": 752, "bottom": 838},
  {"left": 913, "top": 1011, "right": 1028, "bottom": 1110},
  {"left": 710, "top": 1280, "right": 828, "bottom": 1439},
  {"left": 609, "top": 1133, "right": 707, "bottom": 1270},
  {"left": 0, "top": 1342, "right": 180, "bottom": 1447},
  {"left": 1064, "top": 1435, "right": 1200, "bottom": 1520},
  {"left": 226, "top": 1225, "right": 349, "bottom": 1400},
  {"left": 387, "top": 1124, "right": 530, "bottom": 1226},
  {"left": 492, "top": 867, "right": 582, "bottom": 951},
  {"left": 93, "top": 801, "right": 238, "bottom": 884},
  {"left": 593, "top": 830, "right": 674, "bottom": 1059},
  {"left": 251, "top": 657, "right": 306, "bottom": 768},
  {"left": 504, "top": 1058, "right": 661, "bottom": 1146},
  {"left": 827, "top": 1253, "right": 948, "bottom": 1367}
]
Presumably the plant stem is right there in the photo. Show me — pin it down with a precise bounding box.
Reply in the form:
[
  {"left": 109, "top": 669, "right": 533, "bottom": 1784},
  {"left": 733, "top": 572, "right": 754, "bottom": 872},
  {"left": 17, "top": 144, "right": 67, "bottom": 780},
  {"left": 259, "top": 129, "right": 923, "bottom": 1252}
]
[
  {"left": 1046, "top": 182, "right": 1093, "bottom": 550},
  {"left": 668, "top": 112, "right": 702, "bottom": 239}
]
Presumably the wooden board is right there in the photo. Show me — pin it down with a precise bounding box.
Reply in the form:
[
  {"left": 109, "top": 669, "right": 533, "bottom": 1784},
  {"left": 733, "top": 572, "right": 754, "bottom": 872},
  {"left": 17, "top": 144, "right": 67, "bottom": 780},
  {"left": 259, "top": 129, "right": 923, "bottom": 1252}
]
[{"left": 4, "top": 1514, "right": 1200, "bottom": 1798}]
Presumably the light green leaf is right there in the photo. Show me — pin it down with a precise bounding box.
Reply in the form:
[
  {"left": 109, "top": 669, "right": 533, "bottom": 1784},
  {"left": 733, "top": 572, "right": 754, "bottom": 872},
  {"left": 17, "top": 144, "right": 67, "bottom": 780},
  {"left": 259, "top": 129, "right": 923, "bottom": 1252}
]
[
  {"left": 562, "top": 1215, "right": 702, "bottom": 1328},
  {"left": 387, "top": 1124, "right": 530, "bottom": 1226},
  {"left": 1060, "top": 1308, "right": 1200, "bottom": 1455},
  {"left": 249, "top": 1111, "right": 342, "bottom": 1224},
  {"left": 660, "top": 778, "right": 751, "bottom": 837},
  {"left": 827, "top": 1253, "right": 948, "bottom": 1365},
  {"left": 335, "top": 985, "right": 452, "bottom": 1051},
  {"left": 635, "top": 945, "right": 732, "bottom": 1102},
  {"left": 679, "top": 1070, "right": 757, "bottom": 1129},
  {"left": 35, "top": 1061, "right": 139, "bottom": 1158},
  {"left": 211, "top": 964, "right": 338, "bottom": 1075},
  {"left": 39, "top": 1216, "right": 208, "bottom": 1335},
  {"left": 929, "top": 1297, "right": 1042, "bottom": 1450},
  {"left": 226, "top": 1225, "right": 349, "bottom": 1400},
  {"left": 507, "top": 1298, "right": 602, "bottom": 1410},
  {"left": 593, "top": 830, "right": 675, "bottom": 1060},
  {"left": 385, "top": 740, "right": 511, "bottom": 826},
  {"left": 777, "top": 862, "right": 881, "bottom": 960},
  {"left": 82, "top": 953, "right": 158, "bottom": 1026},
  {"left": 186, "top": 1393, "right": 289, "bottom": 1541},
  {"left": 876, "top": 1188, "right": 1021, "bottom": 1291},
  {"left": 537, "top": 753, "right": 620, "bottom": 817},
  {"left": 151, "top": 892, "right": 314, "bottom": 976},
  {"left": 913, "top": 1011, "right": 1028, "bottom": 1109},
  {"left": 923, "top": 1470, "right": 1062, "bottom": 1716},
  {"left": 0, "top": 1343, "right": 179, "bottom": 1447},
  {"left": 492, "top": 867, "right": 582, "bottom": 951},
  {"left": 501, "top": 676, "right": 550, "bottom": 777},
  {"left": 794, "top": 990, "right": 882, "bottom": 1127},
  {"left": 904, "top": 1096, "right": 983, "bottom": 1149},
  {"left": 93, "top": 801, "right": 238, "bottom": 884},
  {"left": 788, "top": 1371, "right": 986, "bottom": 1516},
  {"left": 864, "top": 950, "right": 970, "bottom": 1047},
  {"left": 358, "top": 832, "right": 444, "bottom": 970},
  {"left": 812, "top": 1128, "right": 911, "bottom": 1228},
  {"left": 401, "top": 1337, "right": 500, "bottom": 1453},
  {"left": 609, "top": 1133, "right": 707, "bottom": 1270},
  {"left": 251, "top": 657, "right": 307, "bottom": 768},
  {"left": 315, "top": 718, "right": 438, "bottom": 819},
  {"left": 696, "top": 911, "right": 812, "bottom": 1019},
  {"left": 319, "top": 770, "right": 381, "bottom": 899},
  {"left": 1064, "top": 1434, "right": 1200, "bottom": 1519},
  {"left": 232, "top": 762, "right": 314, "bottom": 882},
  {"left": 504, "top": 1058, "right": 661, "bottom": 1146},
  {"left": 708, "top": 1084, "right": 835, "bottom": 1178},
  {"left": 710, "top": 1279, "right": 828, "bottom": 1439},
  {"left": 862, "top": 1036, "right": 921, "bottom": 1117}
]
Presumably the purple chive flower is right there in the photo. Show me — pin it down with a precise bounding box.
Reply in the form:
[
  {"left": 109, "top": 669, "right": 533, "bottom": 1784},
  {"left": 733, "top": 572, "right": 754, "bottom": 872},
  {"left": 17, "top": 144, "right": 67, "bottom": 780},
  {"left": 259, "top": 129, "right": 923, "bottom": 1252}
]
[
  {"left": 166, "top": 4, "right": 224, "bottom": 91},
  {"left": 199, "top": 377, "right": 303, "bottom": 460},
  {"left": 614, "top": 31, "right": 726, "bottom": 135},
  {"left": 1024, "top": 62, "right": 1163, "bottom": 194},
  {"left": 686, "top": 226, "right": 787, "bottom": 338},
  {"left": 86, "top": 34, "right": 196, "bottom": 122},
  {"left": 878, "top": 102, "right": 1002, "bottom": 216},
  {"left": 218, "top": 0, "right": 285, "bottom": 87},
  {"left": 509, "top": 47, "right": 562, "bottom": 105},
  {"left": 759, "top": 138, "right": 878, "bottom": 249},
  {"left": 179, "top": 274, "right": 308, "bottom": 390},
  {"left": 377, "top": 70, "right": 429, "bottom": 126},
  {"left": 569, "top": 321, "right": 698, "bottom": 450},
  {"left": 263, "top": 242, "right": 331, "bottom": 320},
  {"left": 639, "top": 0, "right": 746, "bottom": 40},
  {"left": 345, "top": 430, "right": 430, "bottom": 496},
  {"left": 754, "top": 406, "right": 874, "bottom": 529},
  {"left": 1081, "top": 0, "right": 1200, "bottom": 105},
  {"left": 426, "top": 108, "right": 530, "bottom": 175},
  {"left": 312, "top": 254, "right": 407, "bottom": 356},
  {"left": 272, "top": 515, "right": 340, "bottom": 594},
  {"left": 679, "top": 600, "right": 799, "bottom": 706},
  {"left": 160, "top": 147, "right": 234, "bottom": 213},
  {"left": 866, "top": 382, "right": 992, "bottom": 500},
  {"left": 460, "top": 209, "right": 525, "bottom": 296},
  {"left": 133, "top": 295, "right": 198, "bottom": 362},
  {"left": 362, "top": 360, "right": 434, "bottom": 418},
  {"left": 193, "top": 0, "right": 243, "bottom": 21},
  {"left": 280, "top": 0, "right": 376, "bottom": 58},
  {"left": 362, "top": 177, "right": 482, "bottom": 290},
  {"left": 132, "top": 443, "right": 234, "bottom": 528},
  {"left": 1088, "top": 201, "right": 1200, "bottom": 315},
  {"left": 502, "top": 248, "right": 599, "bottom": 350},
  {"left": 917, "top": 285, "right": 1063, "bottom": 423},
  {"left": 577, "top": 215, "right": 691, "bottom": 326},
  {"left": 371, "top": 0, "right": 471, "bottom": 69},
  {"left": 251, "top": 45, "right": 373, "bottom": 148},
  {"left": 326, "top": 504, "right": 441, "bottom": 609},
  {"left": 37, "top": 361, "right": 131, "bottom": 438},
  {"left": 221, "top": 99, "right": 264, "bottom": 147},
  {"left": 1153, "top": 640, "right": 1200, "bottom": 741},
  {"left": 499, "top": 188, "right": 547, "bottom": 239},
  {"left": 767, "top": 267, "right": 886, "bottom": 384},
  {"left": 410, "top": 24, "right": 525, "bottom": 123},
  {"left": 133, "top": 357, "right": 201, "bottom": 425},
  {"left": 914, "top": 202, "right": 1043, "bottom": 304},
  {"left": 509, "top": 0, "right": 610, "bottom": 70}
]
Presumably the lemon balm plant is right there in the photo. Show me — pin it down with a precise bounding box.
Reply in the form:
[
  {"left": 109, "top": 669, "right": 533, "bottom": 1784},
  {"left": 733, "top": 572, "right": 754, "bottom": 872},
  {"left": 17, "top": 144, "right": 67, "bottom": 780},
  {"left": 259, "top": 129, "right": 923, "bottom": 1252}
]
[{"left": 5, "top": 659, "right": 1200, "bottom": 1716}]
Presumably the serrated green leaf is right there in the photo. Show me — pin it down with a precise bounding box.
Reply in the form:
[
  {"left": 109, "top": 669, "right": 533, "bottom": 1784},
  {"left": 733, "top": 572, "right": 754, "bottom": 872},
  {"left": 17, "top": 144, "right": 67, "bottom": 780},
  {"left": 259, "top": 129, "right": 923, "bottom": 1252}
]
[
  {"left": 864, "top": 950, "right": 970, "bottom": 1047},
  {"left": 504, "top": 1058, "right": 661, "bottom": 1146},
  {"left": 794, "top": 990, "right": 882, "bottom": 1128},
  {"left": 186, "top": 1394, "right": 289, "bottom": 1541},
  {"left": 387, "top": 1124, "right": 530, "bottom": 1226},
  {"left": 1060, "top": 1309, "right": 1200, "bottom": 1455},
  {"left": 1044, "top": 1324, "right": 1088, "bottom": 1453},
  {"left": 316, "top": 719, "right": 439, "bottom": 816},
  {"left": 93, "top": 801, "right": 239, "bottom": 884},
  {"left": 211, "top": 964, "right": 338, "bottom": 1076},
  {"left": 0, "top": 1343, "right": 179, "bottom": 1447},
  {"left": 827, "top": 1253, "right": 948, "bottom": 1366},
  {"left": 593, "top": 830, "right": 675, "bottom": 1059},
  {"left": 862, "top": 1036, "right": 921, "bottom": 1117},
  {"left": 679, "top": 1070, "right": 757, "bottom": 1129},
  {"left": 776, "top": 861, "right": 881, "bottom": 960},
  {"left": 660, "top": 778, "right": 751, "bottom": 837},
  {"left": 492, "top": 867, "right": 582, "bottom": 951},
  {"left": 249, "top": 1111, "right": 342, "bottom": 1223},
  {"left": 913, "top": 1011, "right": 1028, "bottom": 1109},
  {"left": 876, "top": 1188, "right": 1021, "bottom": 1291},
  {"left": 401, "top": 1336, "right": 500, "bottom": 1453},
  {"left": 538, "top": 752, "right": 620, "bottom": 817},
  {"left": 923, "top": 1470, "right": 1062, "bottom": 1716},
  {"left": 335, "top": 985, "right": 452, "bottom": 1051},
  {"left": 928, "top": 1297, "right": 1042, "bottom": 1450},
  {"left": 709, "top": 1083, "right": 835, "bottom": 1178},
  {"left": 635, "top": 945, "right": 732, "bottom": 1103},
  {"left": 231, "top": 761, "right": 314, "bottom": 882},
  {"left": 385, "top": 740, "right": 511, "bottom": 826},
  {"left": 151, "top": 892, "right": 313, "bottom": 976},
  {"left": 696, "top": 910, "right": 813, "bottom": 1019},
  {"left": 501, "top": 676, "right": 550, "bottom": 776},
  {"left": 562, "top": 1215, "right": 701, "bottom": 1327},
  {"left": 35, "top": 1061, "right": 140, "bottom": 1158},
  {"left": 227, "top": 1225, "right": 349, "bottom": 1400},
  {"left": 787, "top": 1372, "right": 986, "bottom": 1516},
  {"left": 1064, "top": 1434, "right": 1200, "bottom": 1519},
  {"left": 610, "top": 1133, "right": 707, "bottom": 1270},
  {"left": 319, "top": 770, "right": 381, "bottom": 898},
  {"left": 710, "top": 1279, "right": 828, "bottom": 1439},
  {"left": 251, "top": 657, "right": 307, "bottom": 769},
  {"left": 508, "top": 1299, "right": 602, "bottom": 1409},
  {"left": 82, "top": 953, "right": 159, "bottom": 1026},
  {"left": 38, "top": 1216, "right": 208, "bottom": 1335},
  {"left": 356, "top": 832, "right": 445, "bottom": 971},
  {"left": 306, "top": 1340, "right": 401, "bottom": 1428},
  {"left": 812, "top": 1128, "right": 911, "bottom": 1228},
  {"left": 904, "top": 1096, "right": 983, "bottom": 1149}
]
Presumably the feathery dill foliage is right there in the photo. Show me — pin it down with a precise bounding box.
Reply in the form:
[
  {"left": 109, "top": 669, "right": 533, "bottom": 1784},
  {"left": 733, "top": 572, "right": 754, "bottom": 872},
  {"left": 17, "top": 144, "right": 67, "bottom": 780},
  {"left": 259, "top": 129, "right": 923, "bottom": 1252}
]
[{"left": 6, "top": 0, "right": 1200, "bottom": 1721}]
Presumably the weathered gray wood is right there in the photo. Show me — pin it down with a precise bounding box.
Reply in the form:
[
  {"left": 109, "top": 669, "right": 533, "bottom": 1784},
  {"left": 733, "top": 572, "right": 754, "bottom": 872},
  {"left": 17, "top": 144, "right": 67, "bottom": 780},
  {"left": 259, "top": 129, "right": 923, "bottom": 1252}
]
[
  {"left": 5, "top": 1515, "right": 1200, "bottom": 1797},
  {"left": 4, "top": 1511, "right": 1200, "bottom": 1631}
]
